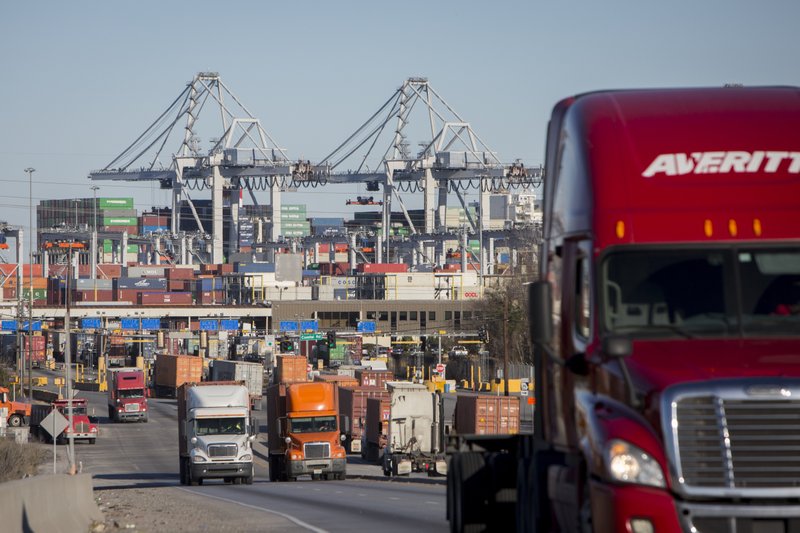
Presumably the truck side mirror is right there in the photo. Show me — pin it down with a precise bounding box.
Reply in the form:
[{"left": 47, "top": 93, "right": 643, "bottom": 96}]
[
  {"left": 528, "top": 281, "right": 553, "bottom": 345},
  {"left": 250, "top": 418, "right": 259, "bottom": 436},
  {"left": 340, "top": 415, "right": 350, "bottom": 433}
]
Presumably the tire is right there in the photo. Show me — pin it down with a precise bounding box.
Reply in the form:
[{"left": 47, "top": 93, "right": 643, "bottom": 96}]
[
  {"left": 8, "top": 414, "right": 22, "bottom": 428},
  {"left": 268, "top": 456, "right": 277, "bottom": 482},
  {"left": 244, "top": 474, "right": 254, "bottom": 485},
  {"left": 452, "top": 452, "right": 488, "bottom": 533},
  {"left": 515, "top": 457, "right": 534, "bottom": 533},
  {"left": 89, "top": 438, "right": 96, "bottom": 445},
  {"left": 337, "top": 471, "right": 346, "bottom": 481},
  {"left": 188, "top": 460, "right": 199, "bottom": 486},
  {"left": 233, "top": 477, "right": 242, "bottom": 485},
  {"left": 108, "top": 406, "right": 114, "bottom": 420},
  {"left": 179, "top": 459, "right": 187, "bottom": 485},
  {"left": 487, "top": 453, "right": 516, "bottom": 531},
  {"left": 447, "top": 455, "right": 459, "bottom": 525},
  {"left": 224, "top": 477, "right": 232, "bottom": 484}
]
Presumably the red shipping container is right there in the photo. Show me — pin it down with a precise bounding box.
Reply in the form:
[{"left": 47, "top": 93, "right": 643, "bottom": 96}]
[
  {"left": 220, "top": 263, "right": 234, "bottom": 274},
  {"left": 167, "top": 268, "right": 194, "bottom": 280},
  {"left": 274, "top": 355, "right": 308, "bottom": 384},
  {"left": 168, "top": 280, "right": 190, "bottom": 292},
  {"left": 138, "top": 292, "right": 193, "bottom": 305},
  {"left": 141, "top": 214, "right": 169, "bottom": 226},
  {"left": 73, "top": 290, "right": 114, "bottom": 302},
  {"left": 104, "top": 225, "right": 139, "bottom": 234},
  {"left": 339, "top": 386, "right": 390, "bottom": 452},
  {"left": 115, "top": 289, "right": 139, "bottom": 303},
  {"left": 454, "top": 394, "right": 521, "bottom": 436},
  {"left": 357, "top": 263, "right": 409, "bottom": 274},
  {"left": 97, "top": 264, "right": 123, "bottom": 278},
  {"left": 354, "top": 369, "right": 393, "bottom": 389}
]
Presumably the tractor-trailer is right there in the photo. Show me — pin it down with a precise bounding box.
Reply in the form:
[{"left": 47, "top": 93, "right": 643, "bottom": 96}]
[
  {"left": 266, "top": 381, "right": 347, "bottom": 481},
  {"left": 210, "top": 360, "right": 264, "bottom": 410},
  {"left": 362, "top": 395, "right": 391, "bottom": 463},
  {"left": 107, "top": 367, "right": 148, "bottom": 422},
  {"left": 446, "top": 87, "right": 800, "bottom": 532},
  {"left": 178, "top": 381, "right": 256, "bottom": 486},
  {"left": 381, "top": 381, "right": 446, "bottom": 477}
]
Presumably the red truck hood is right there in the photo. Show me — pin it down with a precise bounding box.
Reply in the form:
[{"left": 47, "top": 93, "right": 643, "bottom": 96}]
[{"left": 628, "top": 338, "right": 800, "bottom": 393}]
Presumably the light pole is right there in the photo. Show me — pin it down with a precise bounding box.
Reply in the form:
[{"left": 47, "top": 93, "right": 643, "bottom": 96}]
[
  {"left": 73, "top": 199, "right": 79, "bottom": 229},
  {"left": 90, "top": 186, "right": 100, "bottom": 307},
  {"left": 24, "top": 167, "right": 35, "bottom": 398}
]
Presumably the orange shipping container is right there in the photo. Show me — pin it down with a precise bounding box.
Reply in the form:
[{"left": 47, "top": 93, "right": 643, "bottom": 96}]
[
  {"left": 154, "top": 354, "right": 203, "bottom": 396},
  {"left": 454, "top": 394, "right": 520, "bottom": 436},
  {"left": 0, "top": 276, "right": 48, "bottom": 289},
  {"left": 314, "top": 373, "right": 359, "bottom": 388},
  {"left": 274, "top": 355, "right": 308, "bottom": 384}
]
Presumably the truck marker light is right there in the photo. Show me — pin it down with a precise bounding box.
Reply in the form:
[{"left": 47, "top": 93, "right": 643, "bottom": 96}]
[
  {"left": 728, "top": 219, "right": 738, "bottom": 237},
  {"left": 615, "top": 220, "right": 625, "bottom": 239},
  {"left": 704, "top": 220, "right": 713, "bottom": 237},
  {"left": 753, "top": 218, "right": 762, "bottom": 237}
]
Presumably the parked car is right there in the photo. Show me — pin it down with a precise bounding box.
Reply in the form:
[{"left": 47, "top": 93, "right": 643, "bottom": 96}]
[{"left": 449, "top": 345, "right": 468, "bottom": 358}]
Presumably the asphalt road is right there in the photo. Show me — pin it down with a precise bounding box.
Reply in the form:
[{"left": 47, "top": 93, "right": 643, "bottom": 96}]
[{"left": 36, "top": 369, "right": 449, "bottom": 533}]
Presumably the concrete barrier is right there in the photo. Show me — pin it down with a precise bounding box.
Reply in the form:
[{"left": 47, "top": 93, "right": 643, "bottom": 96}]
[{"left": 0, "top": 473, "right": 101, "bottom": 533}]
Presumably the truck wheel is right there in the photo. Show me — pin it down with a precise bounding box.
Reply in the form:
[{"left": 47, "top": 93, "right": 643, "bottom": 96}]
[
  {"left": 451, "top": 452, "right": 488, "bottom": 533},
  {"left": 244, "top": 474, "right": 254, "bottom": 485},
  {"left": 89, "top": 438, "right": 96, "bottom": 445},
  {"left": 487, "top": 453, "right": 516, "bottom": 531},
  {"left": 268, "top": 456, "right": 277, "bottom": 482},
  {"left": 515, "top": 457, "right": 534, "bottom": 533},
  {"left": 8, "top": 414, "right": 22, "bottom": 427},
  {"left": 179, "top": 459, "right": 187, "bottom": 485},
  {"left": 336, "top": 471, "right": 346, "bottom": 481},
  {"left": 188, "top": 460, "right": 199, "bottom": 486}
]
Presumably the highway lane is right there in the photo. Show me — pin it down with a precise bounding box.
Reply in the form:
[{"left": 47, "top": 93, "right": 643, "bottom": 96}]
[{"left": 61, "top": 385, "right": 448, "bottom": 532}]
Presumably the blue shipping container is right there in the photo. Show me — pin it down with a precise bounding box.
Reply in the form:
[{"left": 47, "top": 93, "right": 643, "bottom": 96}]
[{"left": 115, "top": 277, "right": 168, "bottom": 290}]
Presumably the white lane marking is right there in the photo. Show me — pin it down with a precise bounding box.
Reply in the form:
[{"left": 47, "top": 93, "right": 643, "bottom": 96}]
[
  {"left": 178, "top": 488, "right": 327, "bottom": 533},
  {"left": 425, "top": 501, "right": 437, "bottom": 505}
]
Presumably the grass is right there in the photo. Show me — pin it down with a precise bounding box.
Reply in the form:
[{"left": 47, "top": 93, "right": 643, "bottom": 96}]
[{"left": 0, "top": 438, "right": 47, "bottom": 483}]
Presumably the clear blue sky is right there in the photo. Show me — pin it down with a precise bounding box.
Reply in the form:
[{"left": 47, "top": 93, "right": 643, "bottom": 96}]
[{"left": 1, "top": 0, "right": 797, "bottom": 258}]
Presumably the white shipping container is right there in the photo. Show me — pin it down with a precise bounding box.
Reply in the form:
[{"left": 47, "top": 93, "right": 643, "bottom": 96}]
[{"left": 210, "top": 360, "right": 264, "bottom": 402}]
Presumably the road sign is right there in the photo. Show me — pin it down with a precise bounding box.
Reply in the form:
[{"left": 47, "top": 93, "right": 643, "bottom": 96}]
[
  {"left": 199, "top": 319, "right": 219, "bottom": 331},
  {"left": 357, "top": 321, "right": 377, "bottom": 333},
  {"left": 300, "top": 333, "right": 323, "bottom": 341},
  {"left": 279, "top": 321, "right": 299, "bottom": 332},
  {"left": 300, "top": 320, "right": 318, "bottom": 332},
  {"left": 521, "top": 380, "right": 529, "bottom": 397},
  {"left": 81, "top": 317, "right": 102, "bottom": 329},
  {"left": 141, "top": 318, "right": 161, "bottom": 330},
  {"left": 39, "top": 409, "right": 68, "bottom": 440},
  {"left": 435, "top": 363, "right": 445, "bottom": 374},
  {"left": 121, "top": 318, "right": 140, "bottom": 330},
  {"left": 220, "top": 319, "right": 239, "bottom": 331}
]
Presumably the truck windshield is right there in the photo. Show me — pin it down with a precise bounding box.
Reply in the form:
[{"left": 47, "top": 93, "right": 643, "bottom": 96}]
[
  {"left": 118, "top": 389, "right": 144, "bottom": 399},
  {"left": 57, "top": 406, "right": 87, "bottom": 416},
  {"left": 195, "top": 417, "right": 246, "bottom": 436},
  {"left": 602, "top": 246, "right": 800, "bottom": 338},
  {"left": 289, "top": 415, "right": 337, "bottom": 433}
]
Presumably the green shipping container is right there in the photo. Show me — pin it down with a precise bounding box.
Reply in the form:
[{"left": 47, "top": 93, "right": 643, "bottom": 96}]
[
  {"left": 103, "top": 216, "right": 137, "bottom": 226},
  {"left": 99, "top": 198, "right": 134, "bottom": 209},
  {"left": 21, "top": 288, "right": 47, "bottom": 300},
  {"left": 102, "top": 240, "right": 139, "bottom": 253}
]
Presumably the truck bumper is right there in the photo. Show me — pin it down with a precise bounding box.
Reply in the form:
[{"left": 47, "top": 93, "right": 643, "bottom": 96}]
[
  {"left": 593, "top": 479, "right": 800, "bottom": 531},
  {"left": 288, "top": 458, "right": 347, "bottom": 477},
  {"left": 191, "top": 461, "right": 253, "bottom": 480},
  {"left": 115, "top": 411, "right": 147, "bottom": 422}
]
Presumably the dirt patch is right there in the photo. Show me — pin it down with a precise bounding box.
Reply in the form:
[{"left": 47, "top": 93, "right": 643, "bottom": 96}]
[{"left": 91, "top": 485, "right": 303, "bottom": 532}]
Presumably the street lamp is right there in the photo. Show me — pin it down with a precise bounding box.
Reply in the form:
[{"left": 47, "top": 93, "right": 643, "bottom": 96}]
[{"left": 24, "top": 167, "right": 35, "bottom": 399}]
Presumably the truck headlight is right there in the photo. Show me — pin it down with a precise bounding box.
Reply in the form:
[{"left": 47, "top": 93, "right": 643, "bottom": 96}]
[
  {"left": 240, "top": 454, "right": 252, "bottom": 461},
  {"left": 192, "top": 455, "right": 207, "bottom": 463},
  {"left": 605, "top": 439, "right": 665, "bottom": 488},
  {"left": 290, "top": 452, "right": 302, "bottom": 460}
]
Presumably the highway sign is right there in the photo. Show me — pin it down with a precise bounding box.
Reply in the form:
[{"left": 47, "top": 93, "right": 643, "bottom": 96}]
[
  {"left": 81, "top": 317, "right": 102, "bottom": 329},
  {"left": 220, "top": 319, "right": 239, "bottom": 331},
  {"left": 140, "top": 318, "right": 161, "bottom": 330},
  {"left": 357, "top": 321, "right": 377, "bottom": 333},
  {"left": 279, "top": 321, "right": 299, "bottom": 332},
  {"left": 199, "top": 319, "right": 219, "bottom": 331},
  {"left": 40, "top": 409, "right": 68, "bottom": 440},
  {"left": 300, "top": 320, "right": 318, "bottom": 332},
  {"left": 300, "top": 333, "right": 324, "bottom": 341},
  {"left": 120, "top": 318, "right": 140, "bottom": 330}
]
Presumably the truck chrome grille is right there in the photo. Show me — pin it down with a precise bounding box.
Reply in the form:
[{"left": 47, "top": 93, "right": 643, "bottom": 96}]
[
  {"left": 124, "top": 403, "right": 140, "bottom": 412},
  {"left": 304, "top": 442, "right": 330, "bottom": 459},
  {"left": 667, "top": 382, "right": 800, "bottom": 497},
  {"left": 208, "top": 444, "right": 237, "bottom": 458},
  {"left": 76, "top": 422, "right": 89, "bottom": 433}
]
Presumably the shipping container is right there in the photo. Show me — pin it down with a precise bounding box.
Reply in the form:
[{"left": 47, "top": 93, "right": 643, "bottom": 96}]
[
  {"left": 210, "top": 360, "right": 264, "bottom": 409},
  {"left": 274, "top": 355, "right": 308, "bottom": 384},
  {"left": 357, "top": 263, "right": 410, "bottom": 274},
  {"left": 114, "top": 277, "right": 168, "bottom": 290},
  {"left": 99, "top": 198, "right": 134, "bottom": 209},
  {"left": 138, "top": 292, "right": 193, "bottom": 305},
  {"left": 354, "top": 369, "right": 392, "bottom": 389},
  {"left": 167, "top": 267, "right": 195, "bottom": 280},
  {"left": 364, "top": 396, "right": 391, "bottom": 463},
  {"left": 127, "top": 266, "right": 168, "bottom": 278},
  {"left": 339, "top": 386, "right": 390, "bottom": 453},
  {"left": 314, "top": 373, "right": 359, "bottom": 388},
  {"left": 453, "top": 394, "right": 520, "bottom": 436},
  {"left": 154, "top": 354, "right": 203, "bottom": 397},
  {"left": 73, "top": 290, "right": 115, "bottom": 302},
  {"left": 103, "top": 225, "right": 139, "bottom": 235}
]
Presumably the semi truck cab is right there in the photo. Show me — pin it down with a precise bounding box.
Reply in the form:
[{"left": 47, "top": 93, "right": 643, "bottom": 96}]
[{"left": 107, "top": 368, "right": 148, "bottom": 422}]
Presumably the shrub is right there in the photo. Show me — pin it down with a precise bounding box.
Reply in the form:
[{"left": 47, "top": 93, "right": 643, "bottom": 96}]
[{"left": 0, "top": 439, "right": 46, "bottom": 482}]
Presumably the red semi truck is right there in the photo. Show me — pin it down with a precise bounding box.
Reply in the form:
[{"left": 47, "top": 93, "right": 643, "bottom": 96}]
[
  {"left": 447, "top": 87, "right": 800, "bottom": 531},
  {"left": 107, "top": 368, "right": 148, "bottom": 422}
]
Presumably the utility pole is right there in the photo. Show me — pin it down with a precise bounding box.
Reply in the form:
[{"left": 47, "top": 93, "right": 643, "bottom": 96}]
[
  {"left": 91, "top": 186, "right": 99, "bottom": 321},
  {"left": 503, "top": 297, "right": 509, "bottom": 397},
  {"left": 64, "top": 244, "right": 76, "bottom": 472},
  {"left": 25, "top": 167, "right": 35, "bottom": 400}
]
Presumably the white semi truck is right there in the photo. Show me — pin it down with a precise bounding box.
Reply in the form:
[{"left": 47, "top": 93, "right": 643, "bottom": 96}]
[{"left": 178, "top": 381, "right": 257, "bottom": 485}]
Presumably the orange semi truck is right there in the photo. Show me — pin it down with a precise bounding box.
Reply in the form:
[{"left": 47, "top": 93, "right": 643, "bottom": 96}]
[
  {"left": 0, "top": 386, "right": 31, "bottom": 427},
  {"left": 266, "top": 381, "right": 347, "bottom": 481}
]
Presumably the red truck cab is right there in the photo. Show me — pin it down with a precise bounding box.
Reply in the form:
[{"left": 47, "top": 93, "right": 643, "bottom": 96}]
[
  {"left": 107, "top": 368, "right": 148, "bottom": 422},
  {"left": 53, "top": 398, "right": 98, "bottom": 444},
  {"left": 526, "top": 87, "right": 800, "bottom": 532}
]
